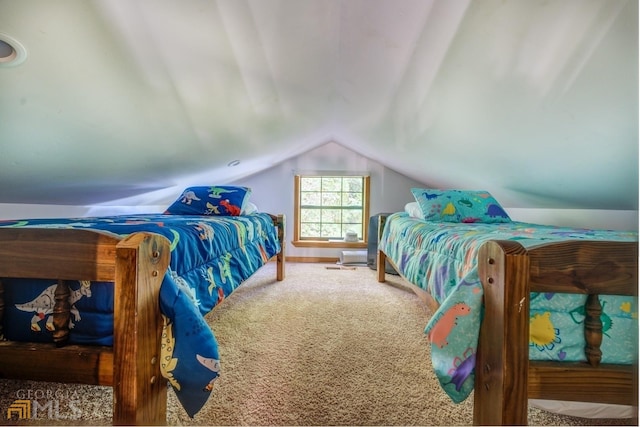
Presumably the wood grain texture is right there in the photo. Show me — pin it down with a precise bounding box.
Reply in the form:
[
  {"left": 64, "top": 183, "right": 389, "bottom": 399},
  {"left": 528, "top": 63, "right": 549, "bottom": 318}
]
[
  {"left": 0, "top": 279, "right": 4, "bottom": 340},
  {"left": 113, "top": 232, "right": 170, "bottom": 426},
  {"left": 528, "top": 241, "right": 638, "bottom": 295},
  {"left": 274, "top": 214, "right": 286, "bottom": 281},
  {"left": 474, "top": 240, "right": 530, "bottom": 426},
  {"left": 584, "top": 294, "right": 603, "bottom": 366},
  {"left": 376, "top": 251, "right": 387, "bottom": 283},
  {"left": 0, "top": 228, "right": 120, "bottom": 281},
  {"left": 376, "top": 214, "right": 388, "bottom": 283},
  {"left": 52, "top": 280, "right": 71, "bottom": 347},
  {"left": 0, "top": 342, "right": 113, "bottom": 385},
  {"left": 528, "top": 361, "right": 637, "bottom": 405}
]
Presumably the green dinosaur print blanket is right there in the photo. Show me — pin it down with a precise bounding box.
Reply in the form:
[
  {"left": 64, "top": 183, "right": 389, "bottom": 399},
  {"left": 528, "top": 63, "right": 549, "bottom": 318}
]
[{"left": 379, "top": 212, "right": 637, "bottom": 403}]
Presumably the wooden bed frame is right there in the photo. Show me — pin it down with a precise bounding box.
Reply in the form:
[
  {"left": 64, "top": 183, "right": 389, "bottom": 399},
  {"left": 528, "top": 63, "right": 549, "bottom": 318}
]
[
  {"left": 0, "top": 214, "right": 285, "bottom": 425},
  {"left": 375, "top": 214, "right": 638, "bottom": 425}
]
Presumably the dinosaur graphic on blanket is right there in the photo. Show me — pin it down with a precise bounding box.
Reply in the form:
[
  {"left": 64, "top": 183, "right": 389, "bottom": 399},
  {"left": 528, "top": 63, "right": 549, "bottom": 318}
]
[
  {"left": 15, "top": 281, "right": 92, "bottom": 331},
  {"left": 196, "top": 354, "right": 221, "bottom": 392},
  {"left": 428, "top": 302, "right": 471, "bottom": 348}
]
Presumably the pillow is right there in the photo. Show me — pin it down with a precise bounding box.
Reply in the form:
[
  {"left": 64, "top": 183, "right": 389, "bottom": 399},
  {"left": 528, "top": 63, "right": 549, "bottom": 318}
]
[
  {"left": 410, "top": 188, "right": 511, "bottom": 223},
  {"left": 404, "top": 202, "right": 425, "bottom": 219},
  {"left": 165, "top": 186, "right": 251, "bottom": 216},
  {"left": 241, "top": 201, "right": 258, "bottom": 215}
]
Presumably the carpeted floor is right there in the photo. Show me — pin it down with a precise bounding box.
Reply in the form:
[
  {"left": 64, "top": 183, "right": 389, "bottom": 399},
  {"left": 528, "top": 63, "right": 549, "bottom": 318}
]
[{"left": 0, "top": 262, "right": 636, "bottom": 425}]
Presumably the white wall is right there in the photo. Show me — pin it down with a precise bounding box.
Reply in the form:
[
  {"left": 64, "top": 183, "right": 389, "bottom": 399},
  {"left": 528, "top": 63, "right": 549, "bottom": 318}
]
[
  {"left": 0, "top": 141, "right": 636, "bottom": 260},
  {"left": 231, "top": 142, "right": 426, "bottom": 260},
  {"left": 231, "top": 141, "right": 638, "bottom": 259},
  {"left": 506, "top": 208, "right": 638, "bottom": 231},
  {"left": 0, "top": 203, "right": 166, "bottom": 219}
]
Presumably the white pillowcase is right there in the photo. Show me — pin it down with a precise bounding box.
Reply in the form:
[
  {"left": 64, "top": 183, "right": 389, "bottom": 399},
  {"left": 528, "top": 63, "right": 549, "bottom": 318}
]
[
  {"left": 241, "top": 201, "right": 259, "bottom": 215},
  {"left": 404, "top": 202, "right": 425, "bottom": 219}
]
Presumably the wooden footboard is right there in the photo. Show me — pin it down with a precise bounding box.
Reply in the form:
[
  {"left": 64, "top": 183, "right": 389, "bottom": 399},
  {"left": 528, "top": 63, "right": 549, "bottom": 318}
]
[
  {"left": 0, "top": 213, "right": 287, "bottom": 425},
  {"left": 0, "top": 228, "right": 170, "bottom": 425},
  {"left": 374, "top": 215, "right": 638, "bottom": 426},
  {"left": 475, "top": 240, "right": 638, "bottom": 425}
]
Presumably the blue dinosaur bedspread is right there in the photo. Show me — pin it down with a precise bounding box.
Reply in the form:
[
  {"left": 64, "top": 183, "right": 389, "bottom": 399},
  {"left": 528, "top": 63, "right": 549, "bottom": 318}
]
[
  {"left": 379, "top": 212, "right": 638, "bottom": 403},
  {"left": 0, "top": 212, "right": 281, "bottom": 417}
]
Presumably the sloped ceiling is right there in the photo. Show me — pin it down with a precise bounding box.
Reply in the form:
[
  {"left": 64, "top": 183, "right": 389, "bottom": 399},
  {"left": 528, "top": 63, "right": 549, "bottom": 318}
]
[{"left": 0, "top": 0, "right": 637, "bottom": 209}]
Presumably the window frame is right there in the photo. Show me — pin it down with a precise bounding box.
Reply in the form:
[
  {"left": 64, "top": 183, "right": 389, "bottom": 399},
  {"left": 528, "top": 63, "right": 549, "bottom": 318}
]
[{"left": 293, "top": 174, "right": 370, "bottom": 248}]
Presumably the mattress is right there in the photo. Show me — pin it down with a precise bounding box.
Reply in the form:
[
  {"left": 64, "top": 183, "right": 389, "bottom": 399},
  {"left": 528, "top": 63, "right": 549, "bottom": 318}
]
[
  {"left": 379, "top": 212, "right": 638, "bottom": 403},
  {"left": 0, "top": 212, "right": 281, "bottom": 416}
]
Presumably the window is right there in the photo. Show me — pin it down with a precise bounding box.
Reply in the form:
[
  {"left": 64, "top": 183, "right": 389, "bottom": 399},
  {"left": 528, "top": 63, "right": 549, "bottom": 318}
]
[{"left": 293, "top": 174, "right": 370, "bottom": 248}]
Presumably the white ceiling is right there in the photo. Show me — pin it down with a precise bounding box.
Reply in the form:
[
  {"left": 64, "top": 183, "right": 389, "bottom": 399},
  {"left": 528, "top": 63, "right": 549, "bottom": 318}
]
[{"left": 0, "top": 0, "right": 637, "bottom": 209}]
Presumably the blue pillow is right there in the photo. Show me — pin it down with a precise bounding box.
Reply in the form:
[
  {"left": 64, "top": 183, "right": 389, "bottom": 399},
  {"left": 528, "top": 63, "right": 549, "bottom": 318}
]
[
  {"left": 411, "top": 189, "right": 511, "bottom": 223},
  {"left": 165, "top": 186, "right": 251, "bottom": 216}
]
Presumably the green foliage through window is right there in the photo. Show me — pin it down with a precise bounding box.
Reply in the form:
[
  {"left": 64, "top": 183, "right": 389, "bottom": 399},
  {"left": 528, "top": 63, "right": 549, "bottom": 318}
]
[{"left": 298, "top": 175, "right": 365, "bottom": 240}]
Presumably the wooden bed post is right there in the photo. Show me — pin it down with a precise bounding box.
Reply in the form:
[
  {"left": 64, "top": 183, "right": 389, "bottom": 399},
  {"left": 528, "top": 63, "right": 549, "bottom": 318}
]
[
  {"left": 276, "top": 214, "right": 286, "bottom": 281},
  {"left": 475, "top": 240, "right": 530, "bottom": 425},
  {"left": 113, "top": 232, "right": 170, "bottom": 426},
  {"left": 0, "top": 279, "right": 4, "bottom": 340},
  {"left": 52, "top": 280, "right": 72, "bottom": 347},
  {"left": 268, "top": 213, "right": 286, "bottom": 281},
  {"left": 376, "top": 214, "right": 388, "bottom": 283}
]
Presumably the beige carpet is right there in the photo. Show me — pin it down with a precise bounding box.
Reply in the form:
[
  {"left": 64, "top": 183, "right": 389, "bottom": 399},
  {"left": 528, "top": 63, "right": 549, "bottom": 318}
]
[{"left": 0, "top": 262, "right": 635, "bottom": 425}]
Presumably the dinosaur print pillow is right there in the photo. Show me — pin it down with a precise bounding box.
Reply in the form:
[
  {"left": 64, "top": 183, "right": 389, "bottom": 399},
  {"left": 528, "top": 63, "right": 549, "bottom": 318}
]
[
  {"left": 411, "top": 188, "right": 511, "bottom": 223},
  {"left": 165, "top": 186, "right": 252, "bottom": 216}
]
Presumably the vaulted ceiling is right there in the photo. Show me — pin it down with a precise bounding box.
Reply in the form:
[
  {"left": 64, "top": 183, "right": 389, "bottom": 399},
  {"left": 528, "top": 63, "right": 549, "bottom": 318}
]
[{"left": 0, "top": 0, "right": 637, "bottom": 209}]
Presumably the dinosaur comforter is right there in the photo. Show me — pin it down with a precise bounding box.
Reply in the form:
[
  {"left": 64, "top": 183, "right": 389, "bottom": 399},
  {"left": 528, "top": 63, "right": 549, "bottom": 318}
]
[
  {"left": 0, "top": 212, "right": 281, "bottom": 417},
  {"left": 379, "top": 212, "right": 638, "bottom": 404}
]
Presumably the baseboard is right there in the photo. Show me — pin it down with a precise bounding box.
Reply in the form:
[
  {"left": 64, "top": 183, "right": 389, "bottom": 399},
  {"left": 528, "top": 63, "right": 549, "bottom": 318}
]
[{"left": 285, "top": 256, "right": 340, "bottom": 263}]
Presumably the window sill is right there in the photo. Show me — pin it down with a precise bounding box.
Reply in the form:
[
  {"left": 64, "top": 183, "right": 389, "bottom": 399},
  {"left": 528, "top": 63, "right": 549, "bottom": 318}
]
[{"left": 292, "top": 240, "right": 367, "bottom": 249}]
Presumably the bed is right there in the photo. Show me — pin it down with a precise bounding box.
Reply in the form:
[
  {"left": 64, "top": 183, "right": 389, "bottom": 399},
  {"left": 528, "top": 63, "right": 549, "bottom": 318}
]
[
  {"left": 0, "top": 186, "right": 286, "bottom": 425},
  {"left": 376, "top": 189, "right": 638, "bottom": 425}
]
